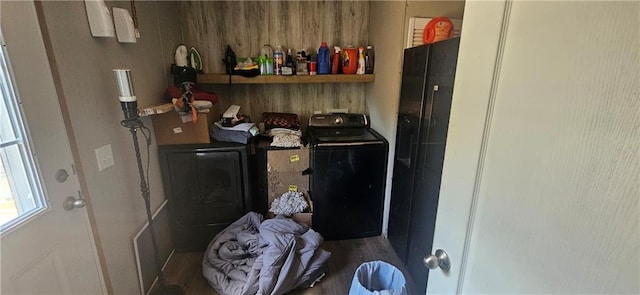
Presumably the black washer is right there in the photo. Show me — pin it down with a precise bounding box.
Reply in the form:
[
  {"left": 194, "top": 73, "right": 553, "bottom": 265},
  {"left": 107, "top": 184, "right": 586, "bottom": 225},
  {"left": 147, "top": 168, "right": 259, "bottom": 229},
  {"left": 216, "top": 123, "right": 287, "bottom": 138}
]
[{"left": 307, "top": 114, "right": 388, "bottom": 240}]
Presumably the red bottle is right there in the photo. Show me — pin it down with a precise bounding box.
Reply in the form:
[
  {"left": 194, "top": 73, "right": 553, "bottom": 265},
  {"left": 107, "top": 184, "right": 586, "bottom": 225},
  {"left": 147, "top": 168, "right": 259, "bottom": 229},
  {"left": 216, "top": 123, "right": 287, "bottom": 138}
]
[{"left": 331, "top": 46, "right": 341, "bottom": 74}]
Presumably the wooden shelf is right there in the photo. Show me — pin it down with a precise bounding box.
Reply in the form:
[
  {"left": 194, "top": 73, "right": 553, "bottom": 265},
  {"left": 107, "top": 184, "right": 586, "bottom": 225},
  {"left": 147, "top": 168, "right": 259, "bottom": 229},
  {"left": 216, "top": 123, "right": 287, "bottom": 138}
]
[{"left": 198, "top": 73, "right": 375, "bottom": 84}]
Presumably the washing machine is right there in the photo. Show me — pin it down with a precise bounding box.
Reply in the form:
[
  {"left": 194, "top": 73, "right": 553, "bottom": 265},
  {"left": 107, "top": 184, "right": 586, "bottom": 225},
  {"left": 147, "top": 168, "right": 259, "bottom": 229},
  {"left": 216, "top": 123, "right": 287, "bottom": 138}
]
[{"left": 307, "top": 113, "right": 388, "bottom": 240}]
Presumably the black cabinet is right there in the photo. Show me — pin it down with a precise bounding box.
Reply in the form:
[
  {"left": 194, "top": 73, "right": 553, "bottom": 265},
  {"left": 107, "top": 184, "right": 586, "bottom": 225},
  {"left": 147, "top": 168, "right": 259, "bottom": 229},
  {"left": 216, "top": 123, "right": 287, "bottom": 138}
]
[{"left": 158, "top": 143, "right": 251, "bottom": 252}]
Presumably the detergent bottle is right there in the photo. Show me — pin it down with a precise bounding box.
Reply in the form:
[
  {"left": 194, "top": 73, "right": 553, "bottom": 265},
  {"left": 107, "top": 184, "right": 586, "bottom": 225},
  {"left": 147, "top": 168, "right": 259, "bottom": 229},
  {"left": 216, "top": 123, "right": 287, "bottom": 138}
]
[
  {"left": 342, "top": 46, "right": 358, "bottom": 74},
  {"left": 318, "top": 42, "right": 331, "bottom": 75}
]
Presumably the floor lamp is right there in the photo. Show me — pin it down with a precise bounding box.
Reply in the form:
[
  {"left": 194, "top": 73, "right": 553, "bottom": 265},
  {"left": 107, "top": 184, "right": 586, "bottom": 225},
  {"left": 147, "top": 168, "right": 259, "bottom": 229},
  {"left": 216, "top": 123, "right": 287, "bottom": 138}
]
[{"left": 113, "top": 69, "right": 183, "bottom": 295}]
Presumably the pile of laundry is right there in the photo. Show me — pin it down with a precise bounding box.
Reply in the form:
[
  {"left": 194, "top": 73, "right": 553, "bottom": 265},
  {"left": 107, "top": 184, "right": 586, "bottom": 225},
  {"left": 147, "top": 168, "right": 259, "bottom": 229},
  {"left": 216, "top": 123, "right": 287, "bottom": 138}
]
[
  {"left": 262, "top": 112, "right": 303, "bottom": 148},
  {"left": 210, "top": 105, "right": 259, "bottom": 144},
  {"left": 202, "top": 212, "right": 330, "bottom": 295}
]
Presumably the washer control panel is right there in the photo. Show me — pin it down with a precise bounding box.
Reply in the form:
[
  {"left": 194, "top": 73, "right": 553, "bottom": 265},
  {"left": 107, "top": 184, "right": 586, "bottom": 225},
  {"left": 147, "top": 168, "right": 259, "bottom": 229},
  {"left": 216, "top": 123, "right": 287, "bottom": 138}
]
[{"left": 308, "top": 113, "right": 368, "bottom": 128}]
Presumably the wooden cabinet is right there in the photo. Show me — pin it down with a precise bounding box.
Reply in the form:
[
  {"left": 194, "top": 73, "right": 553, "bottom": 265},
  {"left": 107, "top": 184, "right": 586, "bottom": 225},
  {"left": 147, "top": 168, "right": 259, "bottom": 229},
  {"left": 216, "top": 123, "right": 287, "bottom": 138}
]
[{"left": 158, "top": 143, "right": 251, "bottom": 252}]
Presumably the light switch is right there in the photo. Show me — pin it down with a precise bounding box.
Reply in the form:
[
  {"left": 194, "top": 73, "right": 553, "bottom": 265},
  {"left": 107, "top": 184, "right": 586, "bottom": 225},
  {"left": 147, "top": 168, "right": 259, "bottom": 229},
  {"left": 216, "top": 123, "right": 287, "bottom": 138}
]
[{"left": 95, "top": 144, "right": 114, "bottom": 171}]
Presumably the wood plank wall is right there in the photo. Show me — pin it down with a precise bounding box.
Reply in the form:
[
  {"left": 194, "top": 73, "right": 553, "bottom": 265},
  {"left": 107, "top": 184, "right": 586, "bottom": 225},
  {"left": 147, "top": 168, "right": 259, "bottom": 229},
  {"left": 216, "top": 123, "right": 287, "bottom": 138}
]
[{"left": 179, "top": 1, "right": 370, "bottom": 128}]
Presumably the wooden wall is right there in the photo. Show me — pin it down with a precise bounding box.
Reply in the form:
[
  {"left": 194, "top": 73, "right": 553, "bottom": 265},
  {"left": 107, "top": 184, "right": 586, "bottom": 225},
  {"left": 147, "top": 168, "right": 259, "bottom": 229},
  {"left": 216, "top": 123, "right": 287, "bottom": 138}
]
[{"left": 179, "top": 1, "right": 370, "bottom": 127}]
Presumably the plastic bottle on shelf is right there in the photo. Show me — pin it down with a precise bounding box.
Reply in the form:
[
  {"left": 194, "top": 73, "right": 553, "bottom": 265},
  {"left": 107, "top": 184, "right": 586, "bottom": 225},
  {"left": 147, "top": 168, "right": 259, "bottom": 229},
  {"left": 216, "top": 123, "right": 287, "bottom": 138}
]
[
  {"left": 342, "top": 46, "right": 358, "bottom": 74},
  {"left": 356, "top": 46, "right": 365, "bottom": 74},
  {"left": 331, "top": 46, "right": 341, "bottom": 74},
  {"left": 317, "top": 42, "right": 331, "bottom": 75},
  {"left": 364, "top": 45, "right": 375, "bottom": 74},
  {"left": 296, "top": 50, "right": 308, "bottom": 75},
  {"left": 308, "top": 53, "right": 317, "bottom": 75},
  {"left": 260, "top": 44, "right": 274, "bottom": 75},
  {"left": 258, "top": 55, "right": 267, "bottom": 75},
  {"left": 283, "top": 48, "right": 295, "bottom": 75},
  {"left": 274, "top": 45, "right": 284, "bottom": 75}
]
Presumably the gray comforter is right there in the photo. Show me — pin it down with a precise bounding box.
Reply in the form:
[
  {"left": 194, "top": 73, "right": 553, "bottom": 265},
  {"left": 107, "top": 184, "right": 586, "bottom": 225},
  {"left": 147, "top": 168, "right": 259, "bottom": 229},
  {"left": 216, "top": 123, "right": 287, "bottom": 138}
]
[{"left": 202, "top": 212, "right": 331, "bottom": 295}]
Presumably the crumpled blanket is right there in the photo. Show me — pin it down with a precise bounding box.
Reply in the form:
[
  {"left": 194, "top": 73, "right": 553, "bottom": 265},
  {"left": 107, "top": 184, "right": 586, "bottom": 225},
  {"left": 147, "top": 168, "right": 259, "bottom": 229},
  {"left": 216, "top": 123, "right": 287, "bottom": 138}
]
[{"left": 203, "top": 212, "right": 331, "bottom": 295}]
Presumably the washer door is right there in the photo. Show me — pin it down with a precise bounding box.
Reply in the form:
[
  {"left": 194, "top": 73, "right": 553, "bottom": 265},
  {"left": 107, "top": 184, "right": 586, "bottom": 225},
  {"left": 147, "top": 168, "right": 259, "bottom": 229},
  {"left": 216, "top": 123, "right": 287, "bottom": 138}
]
[{"left": 311, "top": 144, "right": 387, "bottom": 240}]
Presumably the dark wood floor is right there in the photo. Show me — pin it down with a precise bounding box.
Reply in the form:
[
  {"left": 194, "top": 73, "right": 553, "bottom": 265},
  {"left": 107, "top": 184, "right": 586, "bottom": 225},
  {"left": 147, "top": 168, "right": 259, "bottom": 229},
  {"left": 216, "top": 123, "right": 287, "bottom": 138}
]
[{"left": 161, "top": 235, "right": 416, "bottom": 294}]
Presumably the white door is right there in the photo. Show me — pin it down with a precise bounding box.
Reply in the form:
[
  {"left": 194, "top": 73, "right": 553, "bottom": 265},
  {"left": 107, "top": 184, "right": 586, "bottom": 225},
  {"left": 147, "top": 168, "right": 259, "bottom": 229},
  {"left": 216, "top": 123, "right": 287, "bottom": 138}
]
[
  {"left": 0, "top": 1, "right": 105, "bottom": 294},
  {"left": 427, "top": 0, "right": 639, "bottom": 293}
]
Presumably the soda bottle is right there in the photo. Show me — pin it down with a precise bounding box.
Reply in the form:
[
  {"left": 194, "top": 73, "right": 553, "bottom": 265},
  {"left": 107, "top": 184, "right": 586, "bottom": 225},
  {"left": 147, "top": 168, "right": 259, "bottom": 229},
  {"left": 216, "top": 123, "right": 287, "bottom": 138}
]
[
  {"left": 364, "top": 45, "right": 375, "bottom": 74},
  {"left": 283, "top": 48, "right": 295, "bottom": 75},
  {"left": 274, "top": 45, "right": 284, "bottom": 75},
  {"left": 260, "top": 45, "right": 274, "bottom": 75},
  {"left": 259, "top": 55, "right": 266, "bottom": 75}
]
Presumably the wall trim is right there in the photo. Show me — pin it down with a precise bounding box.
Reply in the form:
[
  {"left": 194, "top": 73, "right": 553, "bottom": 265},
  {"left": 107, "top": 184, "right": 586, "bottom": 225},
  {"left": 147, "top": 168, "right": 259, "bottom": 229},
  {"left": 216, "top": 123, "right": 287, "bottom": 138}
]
[{"left": 456, "top": 0, "right": 513, "bottom": 293}]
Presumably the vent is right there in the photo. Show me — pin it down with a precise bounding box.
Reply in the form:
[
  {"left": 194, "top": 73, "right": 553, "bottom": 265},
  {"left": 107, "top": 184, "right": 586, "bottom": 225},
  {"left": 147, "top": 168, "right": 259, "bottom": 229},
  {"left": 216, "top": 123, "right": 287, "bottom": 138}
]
[{"left": 406, "top": 17, "right": 463, "bottom": 48}]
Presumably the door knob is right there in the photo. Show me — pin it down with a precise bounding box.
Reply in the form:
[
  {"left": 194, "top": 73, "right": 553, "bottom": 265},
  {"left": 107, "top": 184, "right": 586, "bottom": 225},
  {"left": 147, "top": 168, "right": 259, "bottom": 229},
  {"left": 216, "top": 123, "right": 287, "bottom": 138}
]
[
  {"left": 423, "top": 249, "right": 451, "bottom": 271},
  {"left": 63, "top": 196, "right": 86, "bottom": 211}
]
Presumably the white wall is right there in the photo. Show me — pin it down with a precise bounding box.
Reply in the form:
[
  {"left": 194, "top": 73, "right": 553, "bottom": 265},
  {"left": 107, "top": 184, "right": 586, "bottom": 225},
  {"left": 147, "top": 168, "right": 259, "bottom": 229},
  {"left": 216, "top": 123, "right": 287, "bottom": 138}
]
[
  {"left": 37, "top": 1, "right": 181, "bottom": 293},
  {"left": 430, "top": 1, "right": 639, "bottom": 292},
  {"left": 366, "top": 1, "right": 406, "bottom": 236},
  {"left": 366, "top": 1, "right": 465, "bottom": 236}
]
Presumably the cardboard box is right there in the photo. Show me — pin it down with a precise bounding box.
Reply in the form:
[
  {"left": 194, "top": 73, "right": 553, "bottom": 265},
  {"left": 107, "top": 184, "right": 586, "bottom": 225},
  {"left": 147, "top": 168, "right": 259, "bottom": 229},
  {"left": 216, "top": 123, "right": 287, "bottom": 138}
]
[
  {"left": 291, "top": 192, "right": 312, "bottom": 227},
  {"left": 291, "top": 214, "right": 312, "bottom": 227},
  {"left": 267, "top": 171, "right": 309, "bottom": 203},
  {"left": 266, "top": 147, "right": 309, "bottom": 173},
  {"left": 266, "top": 147, "right": 310, "bottom": 201},
  {"left": 151, "top": 111, "right": 213, "bottom": 145},
  {"left": 266, "top": 147, "right": 312, "bottom": 227}
]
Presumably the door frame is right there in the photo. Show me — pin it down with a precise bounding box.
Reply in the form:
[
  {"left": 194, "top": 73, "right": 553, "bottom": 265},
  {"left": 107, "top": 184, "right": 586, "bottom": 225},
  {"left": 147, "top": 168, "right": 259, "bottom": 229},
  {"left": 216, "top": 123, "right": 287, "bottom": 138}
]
[
  {"left": 32, "top": 2, "right": 113, "bottom": 293},
  {"left": 426, "top": 0, "right": 509, "bottom": 293}
]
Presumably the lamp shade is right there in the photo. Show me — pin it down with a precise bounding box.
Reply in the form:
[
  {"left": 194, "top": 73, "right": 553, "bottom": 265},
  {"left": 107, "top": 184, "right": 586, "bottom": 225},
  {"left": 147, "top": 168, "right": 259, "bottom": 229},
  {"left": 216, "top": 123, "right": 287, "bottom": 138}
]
[{"left": 113, "top": 68, "right": 136, "bottom": 102}]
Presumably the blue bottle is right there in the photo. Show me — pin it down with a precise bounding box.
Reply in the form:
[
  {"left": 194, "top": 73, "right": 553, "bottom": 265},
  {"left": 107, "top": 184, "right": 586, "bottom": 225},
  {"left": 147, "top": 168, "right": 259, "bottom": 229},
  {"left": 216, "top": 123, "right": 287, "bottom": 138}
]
[{"left": 318, "top": 42, "right": 331, "bottom": 75}]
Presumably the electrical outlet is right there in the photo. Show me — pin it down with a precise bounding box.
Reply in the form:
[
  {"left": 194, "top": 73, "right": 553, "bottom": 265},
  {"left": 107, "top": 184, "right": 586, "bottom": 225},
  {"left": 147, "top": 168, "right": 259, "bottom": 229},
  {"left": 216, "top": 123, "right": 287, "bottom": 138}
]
[{"left": 95, "top": 144, "right": 114, "bottom": 171}]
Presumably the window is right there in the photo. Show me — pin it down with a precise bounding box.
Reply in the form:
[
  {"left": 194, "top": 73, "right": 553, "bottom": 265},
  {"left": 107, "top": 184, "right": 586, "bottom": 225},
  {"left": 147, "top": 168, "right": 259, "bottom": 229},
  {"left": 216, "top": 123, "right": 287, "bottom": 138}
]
[{"left": 0, "top": 36, "right": 47, "bottom": 233}]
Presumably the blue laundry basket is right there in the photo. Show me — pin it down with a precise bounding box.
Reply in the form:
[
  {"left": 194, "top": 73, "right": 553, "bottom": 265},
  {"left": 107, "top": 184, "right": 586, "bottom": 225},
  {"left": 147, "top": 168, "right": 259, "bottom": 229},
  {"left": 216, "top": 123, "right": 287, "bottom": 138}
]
[{"left": 348, "top": 260, "right": 408, "bottom": 295}]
